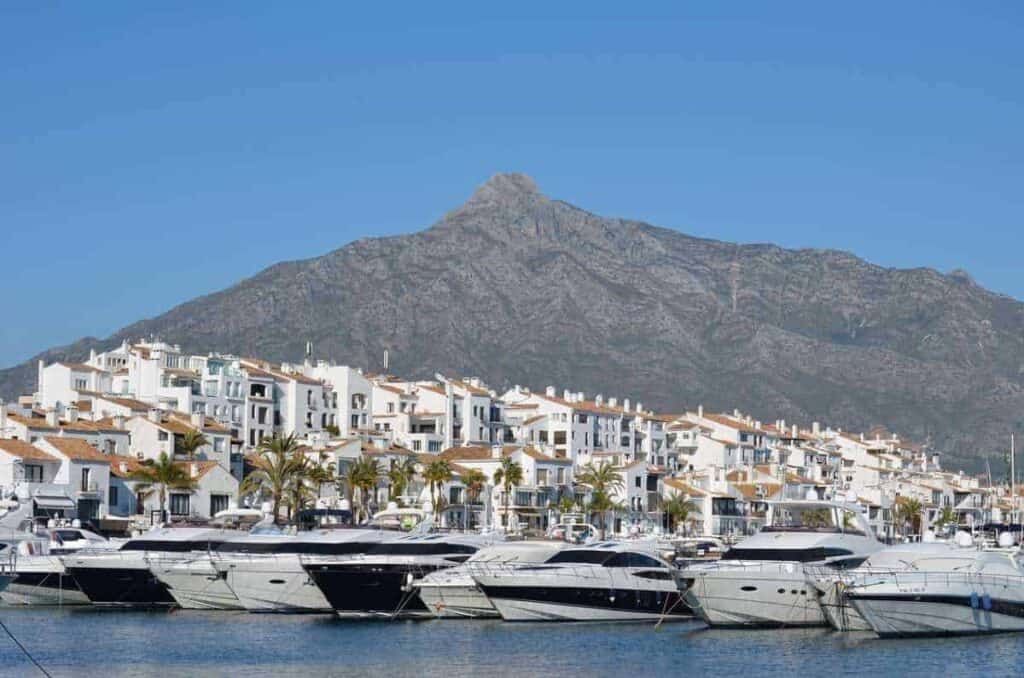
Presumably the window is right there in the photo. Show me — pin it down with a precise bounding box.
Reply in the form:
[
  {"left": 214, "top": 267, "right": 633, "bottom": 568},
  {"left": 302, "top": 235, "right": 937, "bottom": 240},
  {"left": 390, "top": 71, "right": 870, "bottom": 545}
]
[
  {"left": 24, "top": 464, "right": 43, "bottom": 482},
  {"left": 109, "top": 485, "right": 119, "bottom": 506},
  {"left": 428, "top": 441, "right": 441, "bottom": 453},
  {"left": 554, "top": 431, "right": 566, "bottom": 445},
  {"left": 213, "top": 438, "right": 225, "bottom": 453},
  {"left": 81, "top": 467, "right": 92, "bottom": 492},
  {"left": 635, "top": 476, "right": 642, "bottom": 488},
  {"left": 210, "top": 494, "right": 230, "bottom": 516},
  {"left": 412, "top": 440, "right": 422, "bottom": 451},
  {"left": 169, "top": 493, "right": 190, "bottom": 516},
  {"left": 387, "top": 402, "right": 395, "bottom": 414},
  {"left": 158, "top": 431, "right": 169, "bottom": 442},
  {"left": 351, "top": 415, "right": 359, "bottom": 429},
  {"left": 75, "top": 378, "right": 87, "bottom": 390}
]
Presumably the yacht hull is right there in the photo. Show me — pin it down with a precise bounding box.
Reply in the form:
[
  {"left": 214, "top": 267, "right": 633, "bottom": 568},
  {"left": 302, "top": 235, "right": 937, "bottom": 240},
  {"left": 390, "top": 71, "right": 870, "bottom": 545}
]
[
  {"left": 480, "top": 585, "right": 690, "bottom": 622},
  {"left": 682, "top": 564, "right": 826, "bottom": 627},
  {"left": 1, "top": 572, "right": 89, "bottom": 606},
  {"left": 850, "top": 594, "right": 1024, "bottom": 637},
  {"left": 64, "top": 565, "right": 175, "bottom": 606},
  {"left": 151, "top": 557, "right": 243, "bottom": 610},
  {"left": 806, "top": 575, "right": 871, "bottom": 631},
  {"left": 415, "top": 582, "right": 497, "bottom": 618},
  {"left": 305, "top": 563, "right": 440, "bottom": 617},
  {"left": 213, "top": 555, "right": 331, "bottom": 613}
]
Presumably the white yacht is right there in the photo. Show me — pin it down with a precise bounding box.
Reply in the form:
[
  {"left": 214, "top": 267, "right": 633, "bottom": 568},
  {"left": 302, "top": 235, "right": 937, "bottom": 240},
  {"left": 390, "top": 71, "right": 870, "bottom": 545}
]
[
  {"left": 807, "top": 541, "right": 957, "bottom": 631},
  {"left": 414, "top": 541, "right": 566, "bottom": 618},
  {"left": 1, "top": 526, "right": 110, "bottom": 606},
  {"left": 209, "top": 508, "right": 428, "bottom": 613},
  {"left": 62, "top": 528, "right": 236, "bottom": 606},
  {"left": 303, "top": 532, "right": 501, "bottom": 618},
  {"left": 844, "top": 543, "right": 1024, "bottom": 637},
  {"left": 210, "top": 528, "right": 390, "bottom": 612},
  {"left": 677, "top": 499, "right": 881, "bottom": 627},
  {"left": 472, "top": 541, "right": 691, "bottom": 622}
]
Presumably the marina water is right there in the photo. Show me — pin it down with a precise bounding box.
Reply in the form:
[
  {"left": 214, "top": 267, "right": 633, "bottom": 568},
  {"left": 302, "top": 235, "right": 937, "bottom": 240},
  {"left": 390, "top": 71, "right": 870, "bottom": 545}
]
[{"left": 1, "top": 609, "right": 1023, "bottom": 677}]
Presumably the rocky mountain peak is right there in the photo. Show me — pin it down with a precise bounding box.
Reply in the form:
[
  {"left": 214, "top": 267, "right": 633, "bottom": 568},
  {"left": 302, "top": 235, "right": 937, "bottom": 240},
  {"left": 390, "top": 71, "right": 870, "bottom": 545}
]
[{"left": 464, "top": 172, "right": 543, "bottom": 207}]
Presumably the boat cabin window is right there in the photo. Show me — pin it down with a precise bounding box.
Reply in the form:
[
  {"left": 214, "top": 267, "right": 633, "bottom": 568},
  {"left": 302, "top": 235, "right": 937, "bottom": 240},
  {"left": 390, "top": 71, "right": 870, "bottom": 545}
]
[
  {"left": 122, "top": 539, "right": 227, "bottom": 552},
  {"left": 767, "top": 505, "right": 838, "bottom": 531},
  {"left": 721, "top": 547, "right": 856, "bottom": 563},
  {"left": 365, "top": 542, "right": 479, "bottom": 556},
  {"left": 216, "top": 541, "right": 377, "bottom": 555},
  {"left": 545, "top": 550, "right": 614, "bottom": 565},
  {"left": 604, "top": 552, "right": 664, "bottom": 568}
]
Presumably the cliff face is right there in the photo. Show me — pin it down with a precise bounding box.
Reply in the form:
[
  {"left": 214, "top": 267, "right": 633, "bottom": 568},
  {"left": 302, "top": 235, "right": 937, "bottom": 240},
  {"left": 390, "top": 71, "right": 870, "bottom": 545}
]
[{"left": 4, "top": 173, "right": 1022, "bottom": 470}]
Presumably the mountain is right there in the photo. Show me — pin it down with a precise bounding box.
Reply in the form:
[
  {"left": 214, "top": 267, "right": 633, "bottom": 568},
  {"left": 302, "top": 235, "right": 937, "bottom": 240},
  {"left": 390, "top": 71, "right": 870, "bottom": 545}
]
[{"left": 3, "top": 173, "right": 1022, "bottom": 471}]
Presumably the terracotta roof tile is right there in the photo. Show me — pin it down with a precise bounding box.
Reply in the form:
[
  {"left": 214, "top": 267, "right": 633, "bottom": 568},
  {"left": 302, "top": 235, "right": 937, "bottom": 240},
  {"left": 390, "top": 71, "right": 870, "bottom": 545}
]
[
  {"left": 43, "top": 437, "right": 110, "bottom": 462},
  {"left": 0, "top": 439, "right": 60, "bottom": 463}
]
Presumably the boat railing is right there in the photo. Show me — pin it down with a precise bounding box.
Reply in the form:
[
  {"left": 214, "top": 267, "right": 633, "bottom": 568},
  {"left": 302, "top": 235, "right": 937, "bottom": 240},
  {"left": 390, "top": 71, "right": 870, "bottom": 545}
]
[{"left": 807, "top": 566, "right": 1024, "bottom": 590}]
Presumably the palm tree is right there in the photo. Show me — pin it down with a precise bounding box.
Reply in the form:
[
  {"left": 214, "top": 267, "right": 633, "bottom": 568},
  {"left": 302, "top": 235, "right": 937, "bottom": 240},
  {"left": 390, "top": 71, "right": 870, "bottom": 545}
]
[
  {"left": 586, "top": 489, "right": 615, "bottom": 536},
  {"left": 130, "top": 452, "right": 198, "bottom": 523},
  {"left": 663, "top": 493, "right": 698, "bottom": 535},
  {"left": 387, "top": 457, "right": 418, "bottom": 505},
  {"left": 492, "top": 457, "right": 523, "bottom": 531},
  {"left": 239, "top": 433, "right": 305, "bottom": 524},
  {"left": 177, "top": 430, "right": 209, "bottom": 459},
  {"left": 575, "top": 462, "right": 624, "bottom": 536},
  {"left": 934, "top": 505, "right": 958, "bottom": 531},
  {"left": 346, "top": 456, "right": 382, "bottom": 523},
  {"left": 307, "top": 454, "right": 336, "bottom": 502},
  {"left": 284, "top": 466, "right": 317, "bottom": 523},
  {"left": 895, "top": 497, "right": 924, "bottom": 538},
  {"left": 461, "top": 468, "right": 488, "bottom": 529},
  {"left": 557, "top": 493, "right": 577, "bottom": 517},
  {"left": 423, "top": 459, "right": 453, "bottom": 514}
]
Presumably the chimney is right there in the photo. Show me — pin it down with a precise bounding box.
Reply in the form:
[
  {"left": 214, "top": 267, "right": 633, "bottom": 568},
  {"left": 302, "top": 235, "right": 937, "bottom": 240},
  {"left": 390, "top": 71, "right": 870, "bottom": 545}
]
[
  {"left": 608, "top": 397, "right": 618, "bottom": 408},
  {"left": 113, "top": 413, "right": 126, "bottom": 430},
  {"left": 119, "top": 462, "right": 128, "bottom": 475},
  {"left": 563, "top": 389, "right": 572, "bottom": 402},
  {"left": 755, "top": 420, "right": 761, "bottom": 430},
  {"left": 859, "top": 432, "right": 865, "bottom": 442},
  {"left": 733, "top": 408, "right": 741, "bottom": 418},
  {"left": 545, "top": 386, "right": 556, "bottom": 398},
  {"left": 780, "top": 419, "right": 786, "bottom": 431},
  {"left": 595, "top": 395, "right": 603, "bottom": 406},
  {"left": 636, "top": 402, "right": 642, "bottom": 413},
  {"left": 190, "top": 462, "right": 199, "bottom": 478},
  {"left": 148, "top": 408, "right": 161, "bottom": 423},
  {"left": 491, "top": 444, "right": 502, "bottom": 459},
  {"left": 45, "top": 407, "right": 58, "bottom": 427},
  {"left": 697, "top": 404, "right": 704, "bottom": 418},
  {"left": 67, "top": 403, "right": 79, "bottom": 423},
  {"left": 623, "top": 398, "right": 631, "bottom": 412},
  {"left": 792, "top": 424, "right": 798, "bottom": 437},
  {"left": 812, "top": 421, "right": 820, "bottom": 435},
  {"left": 191, "top": 412, "right": 205, "bottom": 429},
  {"left": 576, "top": 392, "right": 584, "bottom": 403}
]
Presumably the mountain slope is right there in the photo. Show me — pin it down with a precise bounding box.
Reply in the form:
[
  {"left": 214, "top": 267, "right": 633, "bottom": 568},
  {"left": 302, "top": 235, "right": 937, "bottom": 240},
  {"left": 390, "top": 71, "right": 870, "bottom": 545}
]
[{"left": 3, "top": 173, "right": 1022, "bottom": 471}]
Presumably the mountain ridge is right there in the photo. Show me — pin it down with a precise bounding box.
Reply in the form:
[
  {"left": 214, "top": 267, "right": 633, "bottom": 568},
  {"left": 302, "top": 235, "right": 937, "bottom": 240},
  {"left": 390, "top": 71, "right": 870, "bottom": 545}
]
[{"left": 2, "top": 173, "right": 1021, "bottom": 472}]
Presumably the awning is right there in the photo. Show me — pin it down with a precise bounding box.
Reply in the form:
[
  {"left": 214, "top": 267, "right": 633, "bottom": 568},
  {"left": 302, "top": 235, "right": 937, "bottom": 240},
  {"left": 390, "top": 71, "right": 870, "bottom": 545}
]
[{"left": 34, "top": 495, "right": 76, "bottom": 510}]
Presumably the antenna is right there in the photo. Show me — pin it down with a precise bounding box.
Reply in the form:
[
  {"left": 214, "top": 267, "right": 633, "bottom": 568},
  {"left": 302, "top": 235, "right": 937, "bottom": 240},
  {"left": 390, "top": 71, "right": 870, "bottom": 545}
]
[
  {"left": 305, "top": 341, "right": 312, "bottom": 358},
  {"left": 383, "top": 350, "right": 389, "bottom": 372}
]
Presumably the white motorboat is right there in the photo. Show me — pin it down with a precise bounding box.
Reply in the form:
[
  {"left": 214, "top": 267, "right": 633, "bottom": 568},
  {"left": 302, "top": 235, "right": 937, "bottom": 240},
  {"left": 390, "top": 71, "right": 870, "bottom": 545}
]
[
  {"left": 62, "top": 528, "right": 236, "bottom": 606},
  {"left": 472, "top": 541, "right": 691, "bottom": 622},
  {"left": 209, "top": 508, "right": 428, "bottom": 613},
  {"left": 678, "top": 500, "right": 881, "bottom": 627},
  {"left": 303, "top": 532, "right": 501, "bottom": 618},
  {"left": 210, "top": 528, "right": 390, "bottom": 613},
  {"left": 806, "top": 541, "right": 957, "bottom": 631},
  {"left": 1, "top": 527, "right": 111, "bottom": 606},
  {"left": 414, "top": 541, "right": 566, "bottom": 618},
  {"left": 844, "top": 544, "right": 1024, "bottom": 637}
]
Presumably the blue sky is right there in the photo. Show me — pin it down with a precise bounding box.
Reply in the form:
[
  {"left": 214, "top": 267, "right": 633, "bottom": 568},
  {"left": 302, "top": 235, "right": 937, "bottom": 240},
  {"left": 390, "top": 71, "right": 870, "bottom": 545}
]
[{"left": 2, "top": 2, "right": 1022, "bottom": 368}]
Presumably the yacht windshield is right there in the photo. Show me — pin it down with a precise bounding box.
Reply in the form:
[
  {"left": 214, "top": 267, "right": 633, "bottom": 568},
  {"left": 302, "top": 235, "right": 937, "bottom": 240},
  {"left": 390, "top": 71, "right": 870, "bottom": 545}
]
[
  {"left": 545, "top": 550, "right": 613, "bottom": 565},
  {"left": 765, "top": 505, "right": 839, "bottom": 533}
]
